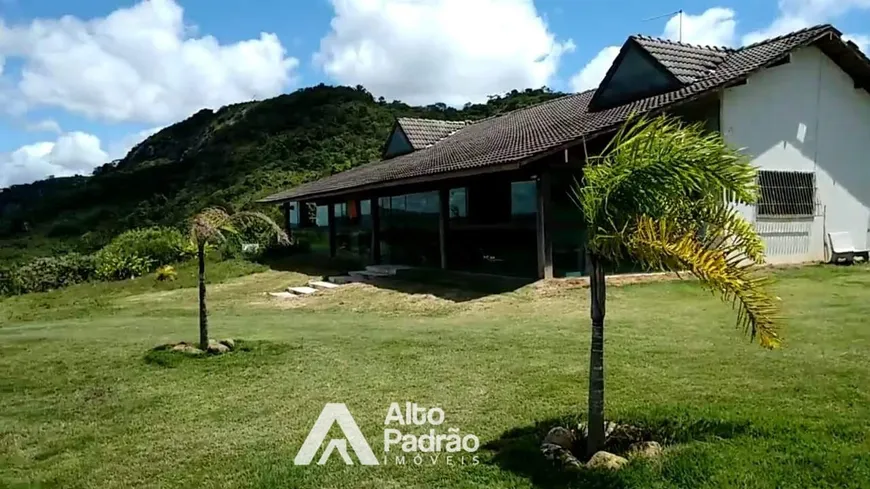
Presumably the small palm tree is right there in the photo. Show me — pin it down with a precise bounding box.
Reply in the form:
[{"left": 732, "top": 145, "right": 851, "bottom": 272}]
[
  {"left": 189, "top": 208, "right": 289, "bottom": 350},
  {"left": 574, "top": 115, "right": 781, "bottom": 455}
]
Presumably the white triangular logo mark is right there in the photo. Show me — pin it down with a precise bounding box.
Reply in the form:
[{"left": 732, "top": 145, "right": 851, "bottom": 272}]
[{"left": 294, "top": 403, "right": 379, "bottom": 465}]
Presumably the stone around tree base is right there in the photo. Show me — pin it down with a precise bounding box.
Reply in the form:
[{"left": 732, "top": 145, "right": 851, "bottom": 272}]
[
  {"left": 541, "top": 422, "right": 659, "bottom": 473},
  {"left": 586, "top": 451, "right": 628, "bottom": 470},
  {"left": 543, "top": 426, "right": 575, "bottom": 449},
  {"left": 207, "top": 341, "right": 230, "bottom": 354},
  {"left": 627, "top": 441, "right": 662, "bottom": 459},
  {"left": 169, "top": 342, "right": 204, "bottom": 356},
  {"left": 540, "top": 442, "right": 584, "bottom": 471}
]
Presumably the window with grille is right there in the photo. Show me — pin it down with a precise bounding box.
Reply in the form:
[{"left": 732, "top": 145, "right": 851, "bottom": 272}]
[{"left": 757, "top": 170, "right": 816, "bottom": 217}]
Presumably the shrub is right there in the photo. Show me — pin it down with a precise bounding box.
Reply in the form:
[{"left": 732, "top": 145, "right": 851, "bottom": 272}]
[
  {"left": 156, "top": 265, "right": 177, "bottom": 281},
  {"left": 0, "top": 265, "right": 19, "bottom": 296},
  {"left": 11, "top": 254, "right": 96, "bottom": 293},
  {"left": 95, "top": 249, "right": 154, "bottom": 281},
  {"left": 99, "top": 227, "right": 187, "bottom": 268}
]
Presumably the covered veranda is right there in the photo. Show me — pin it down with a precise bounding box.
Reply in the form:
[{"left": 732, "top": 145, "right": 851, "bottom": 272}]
[{"left": 267, "top": 149, "right": 591, "bottom": 280}]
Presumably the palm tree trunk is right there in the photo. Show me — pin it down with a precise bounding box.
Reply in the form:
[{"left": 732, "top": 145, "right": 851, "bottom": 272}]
[
  {"left": 198, "top": 244, "right": 209, "bottom": 350},
  {"left": 587, "top": 250, "right": 606, "bottom": 455}
]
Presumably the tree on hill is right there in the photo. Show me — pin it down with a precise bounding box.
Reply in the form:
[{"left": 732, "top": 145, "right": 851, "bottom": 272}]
[{"left": 574, "top": 115, "right": 780, "bottom": 455}]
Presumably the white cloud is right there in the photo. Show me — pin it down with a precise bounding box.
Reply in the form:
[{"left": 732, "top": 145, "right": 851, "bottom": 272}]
[
  {"left": 0, "top": 0, "right": 298, "bottom": 124},
  {"left": 844, "top": 34, "right": 870, "bottom": 53},
  {"left": 315, "top": 0, "right": 574, "bottom": 106},
  {"left": 663, "top": 8, "right": 737, "bottom": 46},
  {"left": 570, "top": 8, "right": 737, "bottom": 94},
  {"left": 569, "top": 46, "right": 620, "bottom": 92},
  {"left": 743, "top": 0, "right": 870, "bottom": 45},
  {"left": 0, "top": 132, "right": 108, "bottom": 188},
  {"left": 25, "top": 119, "right": 62, "bottom": 134}
]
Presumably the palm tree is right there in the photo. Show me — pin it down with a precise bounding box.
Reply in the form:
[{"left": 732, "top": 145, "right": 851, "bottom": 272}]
[
  {"left": 189, "top": 208, "right": 289, "bottom": 350},
  {"left": 573, "top": 115, "right": 781, "bottom": 455}
]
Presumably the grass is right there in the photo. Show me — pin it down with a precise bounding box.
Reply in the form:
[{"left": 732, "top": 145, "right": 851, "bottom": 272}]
[
  {"left": 1, "top": 262, "right": 869, "bottom": 488},
  {"left": 0, "top": 258, "right": 268, "bottom": 323}
]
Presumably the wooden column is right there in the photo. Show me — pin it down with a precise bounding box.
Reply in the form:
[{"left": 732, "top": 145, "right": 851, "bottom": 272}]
[
  {"left": 327, "top": 203, "right": 336, "bottom": 258},
  {"left": 281, "top": 202, "right": 292, "bottom": 237},
  {"left": 438, "top": 188, "right": 450, "bottom": 270},
  {"left": 299, "top": 201, "right": 310, "bottom": 227},
  {"left": 370, "top": 198, "right": 381, "bottom": 264},
  {"left": 536, "top": 172, "right": 554, "bottom": 279}
]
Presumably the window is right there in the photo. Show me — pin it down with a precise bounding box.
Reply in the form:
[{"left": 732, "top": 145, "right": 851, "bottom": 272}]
[
  {"left": 757, "top": 170, "right": 815, "bottom": 217},
  {"left": 288, "top": 202, "right": 299, "bottom": 227},
  {"left": 405, "top": 192, "right": 439, "bottom": 214},
  {"left": 511, "top": 180, "right": 537, "bottom": 215},
  {"left": 315, "top": 205, "right": 329, "bottom": 227},
  {"left": 449, "top": 188, "right": 467, "bottom": 218}
]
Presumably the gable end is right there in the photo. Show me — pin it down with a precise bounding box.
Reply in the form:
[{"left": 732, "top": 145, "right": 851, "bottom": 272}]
[
  {"left": 589, "top": 39, "right": 683, "bottom": 111},
  {"left": 382, "top": 123, "right": 414, "bottom": 159}
]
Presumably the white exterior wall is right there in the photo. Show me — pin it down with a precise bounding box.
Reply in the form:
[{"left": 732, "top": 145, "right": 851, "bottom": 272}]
[{"left": 721, "top": 46, "right": 870, "bottom": 264}]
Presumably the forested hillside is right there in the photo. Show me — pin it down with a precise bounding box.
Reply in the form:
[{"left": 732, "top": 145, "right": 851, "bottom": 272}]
[{"left": 0, "top": 85, "right": 563, "bottom": 263}]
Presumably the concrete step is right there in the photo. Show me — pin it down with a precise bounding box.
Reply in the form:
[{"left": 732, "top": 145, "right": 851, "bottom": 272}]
[
  {"left": 349, "top": 269, "right": 391, "bottom": 279},
  {"left": 287, "top": 286, "right": 317, "bottom": 295},
  {"left": 309, "top": 280, "right": 339, "bottom": 290},
  {"left": 268, "top": 291, "right": 298, "bottom": 299},
  {"left": 365, "top": 264, "right": 412, "bottom": 275},
  {"left": 328, "top": 275, "right": 364, "bottom": 285}
]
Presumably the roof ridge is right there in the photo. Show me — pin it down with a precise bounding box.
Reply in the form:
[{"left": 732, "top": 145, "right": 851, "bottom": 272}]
[
  {"left": 632, "top": 34, "right": 732, "bottom": 52},
  {"left": 412, "top": 92, "right": 589, "bottom": 149},
  {"left": 470, "top": 91, "right": 591, "bottom": 126},
  {"left": 736, "top": 23, "right": 836, "bottom": 51},
  {"left": 397, "top": 116, "right": 468, "bottom": 124}
]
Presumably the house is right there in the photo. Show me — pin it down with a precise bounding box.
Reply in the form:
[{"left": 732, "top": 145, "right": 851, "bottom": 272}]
[{"left": 260, "top": 24, "right": 870, "bottom": 278}]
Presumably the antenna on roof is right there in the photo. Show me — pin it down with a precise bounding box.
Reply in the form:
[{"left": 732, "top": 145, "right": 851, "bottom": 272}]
[{"left": 642, "top": 8, "right": 683, "bottom": 42}]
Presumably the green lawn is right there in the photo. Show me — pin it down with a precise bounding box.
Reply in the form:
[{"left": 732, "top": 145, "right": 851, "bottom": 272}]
[{"left": 1, "top": 263, "right": 869, "bottom": 488}]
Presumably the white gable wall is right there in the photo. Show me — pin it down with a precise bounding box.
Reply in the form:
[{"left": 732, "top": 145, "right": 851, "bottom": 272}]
[{"left": 721, "top": 45, "right": 870, "bottom": 264}]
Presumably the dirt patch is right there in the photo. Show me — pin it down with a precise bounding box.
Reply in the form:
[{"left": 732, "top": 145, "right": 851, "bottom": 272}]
[
  {"left": 252, "top": 281, "right": 464, "bottom": 316},
  {"left": 252, "top": 270, "right": 689, "bottom": 316},
  {"left": 532, "top": 272, "right": 683, "bottom": 297}
]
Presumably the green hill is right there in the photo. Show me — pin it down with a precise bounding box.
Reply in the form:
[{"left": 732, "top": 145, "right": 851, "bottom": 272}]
[{"left": 0, "top": 85, "right": 563, "bottom": 264}]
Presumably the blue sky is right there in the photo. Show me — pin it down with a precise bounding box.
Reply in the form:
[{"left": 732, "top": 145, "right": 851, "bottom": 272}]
[{"left": 1, "top": 0, "right": 868, "bottom": 188}]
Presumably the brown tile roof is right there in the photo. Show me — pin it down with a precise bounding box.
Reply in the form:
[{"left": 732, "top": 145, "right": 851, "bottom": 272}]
[
  {"left": 396, "top": 117, "right": 468, "bottom": 150},
  {"left": 261, "top": 24, "right": 865, "bottom": 203},
  {"left": 633, "top": 36, "right": 732, "bottom": 83}
]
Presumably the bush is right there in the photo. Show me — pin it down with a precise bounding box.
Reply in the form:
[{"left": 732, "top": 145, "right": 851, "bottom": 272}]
[
  {"left": 99, "top": 227, "right": 188, "bottom": 268},
  {"left": 0, "top": 265, "right": 18, "bottom": 296},
  {"left": 95, "top": 249, "right": 154, "bottom": 281},
  {"left": 11, "top": 254, "right": 96, "bottom": 293},
  {"left": 156, "top": 265, "right": 177, "bottom": 281}
]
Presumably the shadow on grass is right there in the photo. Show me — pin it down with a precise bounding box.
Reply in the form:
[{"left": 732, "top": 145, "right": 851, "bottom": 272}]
[
  {"left": 259, "top": 253, "right": 534, "bottom": 302},
  {"left": 483, "top": 414, "right": 756, "bottom": 489},
  {"left": 258, "top": 253, "right": 364, "bottom": 278},
  {"left": 144, "top": 340, "right": 301, "bottom": 368}
]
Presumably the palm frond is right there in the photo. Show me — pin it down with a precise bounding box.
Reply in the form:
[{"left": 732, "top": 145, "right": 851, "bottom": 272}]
[
  {"left": 574, "top": 114, "right": 780, "bottom": 348},
  {"left": 190, "top": 207, "right": 232, "bottom": 246},
  {"left": 190, "top": 207, "right": 289, "bottom": 247},
  {"left": 579, "top": 115, "right": 758, "bottom": 238},
  {"left": 230, "top": 211, "right": 290, "bottom": 246},
  {"left": 628, "top": 213, "right": 780, "bottom": 349}
]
